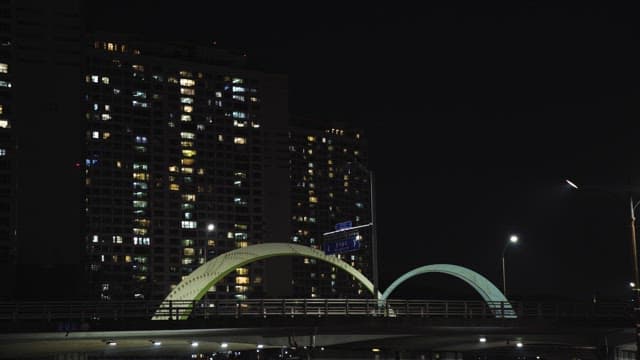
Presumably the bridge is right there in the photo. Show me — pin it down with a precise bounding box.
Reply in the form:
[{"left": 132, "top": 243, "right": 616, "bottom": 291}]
[
  {"left": 0, "top": 298, "right": 633, "bottom": 358},
  {"left": 1, "top": 243, "right": 636, "bottom": 359}
]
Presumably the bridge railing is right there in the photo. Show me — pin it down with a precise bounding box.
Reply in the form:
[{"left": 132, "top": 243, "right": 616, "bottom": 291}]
[{"left": 0, "top": 299, "right": 632, "bottom": 322}]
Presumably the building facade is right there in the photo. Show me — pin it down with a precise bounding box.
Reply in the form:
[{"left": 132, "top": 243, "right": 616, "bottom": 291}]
[
  {"left": 1, "top": 1, "right": 373, "bottom": 301},
  {"left": 289, "top": 122, "right": 372, "bottom": 298},
  {"left": 84, "top": 35, "right": 289, "bottom": 300}
]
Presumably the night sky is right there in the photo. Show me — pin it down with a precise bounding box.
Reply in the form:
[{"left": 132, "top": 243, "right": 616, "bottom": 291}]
[{"left": 87, "top": 3, "right": 639, "bottom": 301}]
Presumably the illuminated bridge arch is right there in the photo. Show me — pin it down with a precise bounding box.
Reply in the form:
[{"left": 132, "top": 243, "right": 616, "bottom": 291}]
[
  {"left": 381, "top": 264, "right": 515, "bottom": 318},
  {"left": 153, "top": 243, "right": 378, "bottom": 320}
]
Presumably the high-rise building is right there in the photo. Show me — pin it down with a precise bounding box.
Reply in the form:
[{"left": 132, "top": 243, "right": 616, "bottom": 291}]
[
  {"left": 0, "top": 0, "right": 15, "bottom": 300},
  {"left": 289, "top": 121, "right": 372, "bottom": 298},
  {"left": 1, "top": 0, "right": 85, "bottom": 300},
  {"left": 1, "top": 2, "right": 372, "bottom": 302},
  {"left": 84, "top": 34, "right": 289, "bottom": 300}
]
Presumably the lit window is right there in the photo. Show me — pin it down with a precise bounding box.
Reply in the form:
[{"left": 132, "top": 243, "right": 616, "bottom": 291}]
[
  {"left": 92, "top": 131, "right": 99, "bottom": 139},
  {"left": 133, "top": 237, "right": 150, "bottom": 245},
  {"left": 180, "top": 132, "right": 195, "bottom": 139},
  {"left": 0, "top": 81, "right": 11, "bottom": 88},
  {"left": 309, "top": 196, "right": 318, "bottom": 203},
  {"left": 307, "top": 136, "right": 316, "bottom": 142},
  {"left": 233, "top": 120, "right": 247, "bottom": 128},
  {"left": 218, "top": 134, "right": 224, "bottom": 142},
  {"left": 132, "top": 100, "right": 148, "bottom": 108},
  {"left": 251, "top": 122, "right": 260, "bottom": 129},
  {"left": 232, "top": 111, "right": 246, "bottom": 119},
  {"left": 90, "top": 75, "right": 99, "bottom": 83},
  {"left": 101, "top": 114, "right": 111, "bottom": 121},
  {"left": 232, "top": 95, "right": 245, "bottom": 102},
  {"left": 181, "top": 221, "right": 197, "bottom": 229},
  {"left": 132, "top": 64, "right": 144, "bottom": 71},
  {"left": 0, "top": 149, "right": 5, "bottom": 156},
  {"left": 92, "top": 235, "right": 99, "bottom": 243},
  {"left": 232, "top": 78, "right": 244, "bottom": 84},
  {"left": 182, "top": 194, "right": 196, "bottom": 201},
  {"left": 180, "top": 97, "right": 194, "bottom": 104},
  {"left": 133, "top": 90, "right": 146, "bottom": 99},
  {"left": 133, "top": 200, "right": 148, "bottom": 208},
  {"left": 181, "top": 114, "right": 191, "bottom": 122},
  {"left": 180, "top": 78, "right": 195, "bottom": 87},
  {"left": 235, "top": 276, "right": 249, "bottom": 285},
  {"left": 180, "top": 88, "right": 195, "bottom": 95},
  {"left": 170, "top": 183, "right": 180, "bottom": 191},
  {"left": 0, "top": 119, "right": 9, "bottom": 128},
  {"left": 101, "top": 76, "right": 110, "bottom": 84},
  {"left": 232, "top": 86, "right": 245, "bottom": 93},
  {"left": 182, "top": 149, "right": 197, "bottom": 157},
  {"left": 0, "top": 63, "right": 8, "bottom": 73},
  {"left": 234, "top": 137, "right": 246, "bottom": 145},
  {"left": 183, "top": 105, "right": 193, "bottom": 113},
  {"left": 135, "top": 136, "right": 148, "bottom": 144}
]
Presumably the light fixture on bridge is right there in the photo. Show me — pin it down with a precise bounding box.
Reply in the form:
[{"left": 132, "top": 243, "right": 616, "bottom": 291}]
[
  {"left": 516, "top": 341, "right": 523, "bottom": 348},
  {"left": 479, "top": 337, "right": 487, "bottom": 343},
  {"left": 220, "top": 342, "right": 229, "bottom": 349},
  {"left": 151, "top": 340, "right": 162, "bottom": 346},
  {"left": 105, "top": 340, "right": 117, "bottom": 346},
  {"left": 191, "top": 341, "right": 199, "bottom": 347},
  {"left": 371, "top": 348, "right": 381, "bottom": 353},
  {"left": 257, "top": 344, "right": 264, "bottom": 349}
]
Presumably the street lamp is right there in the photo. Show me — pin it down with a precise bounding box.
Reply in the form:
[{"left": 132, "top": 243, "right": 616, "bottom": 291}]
[
  {"left": 501, "top": 235, "right": 519, "bottom": 297},
  {"left": 567, "top": 178, "right": 640, "bottom": 359}
]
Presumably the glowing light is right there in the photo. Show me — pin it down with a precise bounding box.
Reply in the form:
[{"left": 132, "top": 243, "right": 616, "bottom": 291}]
[
  {"left": 516, "top": 342, "right": 523, "bottom": 348},
  {"left": 191, "top": 341, "right": 199, "bottom": 347},
  {"left": 479, "top": 337, "right": 487, "bottom": 343},
  {"left": 371, "top": 348, "right": 381, "bottom": 353},
  {"left": 221, "top": 343, "right": 228, "bottom": 349},
  {"left": 566, "top": 179, "right": 579, "bottom": 189},
  {"left": 509, "top": 235, "right": 518, "bottom": 243},
  {"left": 207, "top": 223, "right": 215, "bottom": 232}
]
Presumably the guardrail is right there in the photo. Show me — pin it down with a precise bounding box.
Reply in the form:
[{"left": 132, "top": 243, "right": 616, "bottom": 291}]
[{"left": 0, "top": 299, "right": 631, "bottom": 322}]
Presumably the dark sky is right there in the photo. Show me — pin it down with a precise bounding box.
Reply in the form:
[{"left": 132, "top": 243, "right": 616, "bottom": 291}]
[{"left": 87, "top": 2, "right": 640, "bottom": 301}]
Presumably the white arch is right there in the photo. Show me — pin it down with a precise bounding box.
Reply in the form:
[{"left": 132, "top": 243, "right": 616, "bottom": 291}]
[
  {"left": 153, "top": 243, "right": 378, "bottom": 320},
  {"left": 381, "top": 264, "right": 516, "bottom": 318}
]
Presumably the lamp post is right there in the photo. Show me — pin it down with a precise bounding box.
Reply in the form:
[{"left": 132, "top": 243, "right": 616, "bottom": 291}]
[
  {"left": 566, "top": 179, "right": 640, "bottom": 359},
  {"left": 501, "top": 235, "right": 519, "bottom": 297}
]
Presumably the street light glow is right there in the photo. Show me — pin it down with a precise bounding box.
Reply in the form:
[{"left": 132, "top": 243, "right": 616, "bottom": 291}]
[
  {"left": 221, "top": 343, "right": 229, "bottom": 349},
  {"left": 479, "top": 337, "right": 487, "bottom": 343},
  {"left": 509, "top": 235, "right": 518, "bottom": 243},
  {"left": 516, "top": 342, "right": 523, "bottom": 348},
  {"left": 631, "top": 282, "right": 636, "bottom": 288},
  {"left": 207, "top": 223, "right": 215, "bottom": 231},
  {"left": 191, "top": 341, "right": 199, "bottom": 347},
  {"left": 565, "top": 179, "right": 579, "bottom": 189}
]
